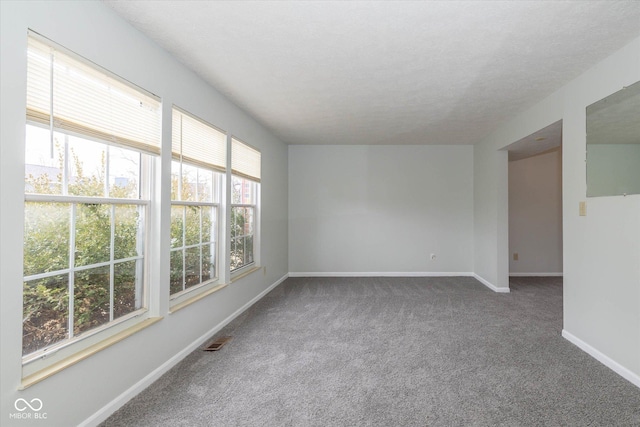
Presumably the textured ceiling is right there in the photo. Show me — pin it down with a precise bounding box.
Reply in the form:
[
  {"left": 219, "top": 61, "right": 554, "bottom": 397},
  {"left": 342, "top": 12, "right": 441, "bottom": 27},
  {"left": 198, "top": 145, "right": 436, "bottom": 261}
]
[{"left": 104, "top": 1, "right": 640, "bottom": 146}]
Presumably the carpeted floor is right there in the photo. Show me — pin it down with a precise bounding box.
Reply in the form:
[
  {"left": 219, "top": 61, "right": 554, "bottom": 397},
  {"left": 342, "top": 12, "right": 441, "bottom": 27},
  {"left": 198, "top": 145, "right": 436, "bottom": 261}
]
[{"left": 102, "top": 276, "right": 640, "bottom": 426}]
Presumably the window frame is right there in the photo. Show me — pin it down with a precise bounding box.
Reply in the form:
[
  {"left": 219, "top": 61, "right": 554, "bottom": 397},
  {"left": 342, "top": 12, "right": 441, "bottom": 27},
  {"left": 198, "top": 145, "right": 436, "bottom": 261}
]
[
  {"left": 230, "top": 176, "right": 259, "bottom": 275},
  {"left": 169, "top": 107, "right": 226, "bottom": 308},
  {"left": 22, "top": 125, "right": 156, "bottom": 374},
  {"left": 229, "top": 137, "right": 261, "bottom": 280},
  {"left": 22, "top": 32, "right": 161, "bottom": 375},
  {"left": 19, "top": 31, "right": 271, "bottom": 385},
  {"left": 169, "top": 169, "right": 223, "bottom": 303}
]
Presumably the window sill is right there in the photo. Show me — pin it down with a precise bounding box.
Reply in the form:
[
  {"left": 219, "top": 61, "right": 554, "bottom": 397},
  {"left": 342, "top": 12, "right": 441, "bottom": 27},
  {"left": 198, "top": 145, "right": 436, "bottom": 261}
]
[
  {"left": 20, "top": 316, "right": 162, "bottom": 390},
  {"left": 231, "top": 265, "right": 261, "bottom": 283},
  {"left": 169, "top": 282, "right": 228, "bottom": 313}
]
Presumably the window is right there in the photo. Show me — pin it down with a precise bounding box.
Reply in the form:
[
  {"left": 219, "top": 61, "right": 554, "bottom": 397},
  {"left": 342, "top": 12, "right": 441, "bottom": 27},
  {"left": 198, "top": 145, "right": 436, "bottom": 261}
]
[
  {"left": 23, "top": 34, "right": 160, "bottom": 360},
  {"left": 170, "top": 107, "right": 225, "bottom": 297},
  {"left": 231, "top": 138, "right": 261, "bottom": 273}
]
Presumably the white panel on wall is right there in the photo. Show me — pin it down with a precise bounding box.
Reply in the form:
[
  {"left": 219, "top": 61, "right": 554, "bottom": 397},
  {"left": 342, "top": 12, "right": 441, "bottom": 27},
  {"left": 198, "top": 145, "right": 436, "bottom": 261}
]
[
  {"left": 289, "top": 145, "right": 474, "bottom": 274},
  {"left": 508, "top": 148, "right": 563, "bottom": 274}
]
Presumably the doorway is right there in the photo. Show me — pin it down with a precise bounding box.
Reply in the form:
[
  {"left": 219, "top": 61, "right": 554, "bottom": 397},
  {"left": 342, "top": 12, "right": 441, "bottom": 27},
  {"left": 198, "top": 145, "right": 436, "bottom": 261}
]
[{"left": 504, "top": 120, "right": 563, "bottom": 280}]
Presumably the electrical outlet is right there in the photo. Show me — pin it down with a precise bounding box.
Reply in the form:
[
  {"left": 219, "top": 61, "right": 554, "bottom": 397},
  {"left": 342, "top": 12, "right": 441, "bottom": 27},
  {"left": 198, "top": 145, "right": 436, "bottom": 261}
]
[
  {"left": 430, "top": 253, "right": 436, "bottom": 261},
  {"left": 513, "top": 252, "right": 519, "bottom": 261}
]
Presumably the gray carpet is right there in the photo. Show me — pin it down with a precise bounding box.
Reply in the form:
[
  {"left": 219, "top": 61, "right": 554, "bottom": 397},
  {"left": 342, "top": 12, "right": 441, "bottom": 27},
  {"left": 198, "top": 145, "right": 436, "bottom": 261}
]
[{"left": 102, "top": 276, "right": 640, "bottom": 426}]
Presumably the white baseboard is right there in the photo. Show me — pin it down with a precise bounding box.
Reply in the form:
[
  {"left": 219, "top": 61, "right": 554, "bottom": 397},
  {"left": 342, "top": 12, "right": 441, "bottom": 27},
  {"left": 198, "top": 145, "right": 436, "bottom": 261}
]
[
  {"left": 80, "top": 273, "right": 289, "bottom": 427},
  {"left": 289, "top": 272, "right": 512, "bottom": 294},
  {"left": 562, "top": 329, "right": 640, "bottom": 389},
  {"left": 509, "top": 272, "right": 563, "bottom": 277},
  {"left": 473, "top": 273, "right": 510, "bottom": 293},
  {"left": 288, "top": 271, "right": 474, "bottom": 278}
]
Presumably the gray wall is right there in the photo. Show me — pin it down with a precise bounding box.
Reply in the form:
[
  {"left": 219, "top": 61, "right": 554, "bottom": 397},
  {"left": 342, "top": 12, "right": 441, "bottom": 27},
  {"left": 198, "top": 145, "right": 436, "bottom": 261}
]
[
  {"left": 508, "top": 149, "right": 563, "bottom": 275},
  {"left": 0, "top": 2, "right": 288, "bottom": 426},
  {"left": 289, "top": 145, "right": 474, "bottom": 274}
]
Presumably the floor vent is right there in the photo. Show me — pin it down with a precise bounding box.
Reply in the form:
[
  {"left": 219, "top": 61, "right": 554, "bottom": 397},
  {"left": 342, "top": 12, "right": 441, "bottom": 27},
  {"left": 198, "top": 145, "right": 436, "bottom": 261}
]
[{"left": 204, "top": 336, "right": 232, "bottom": 351}]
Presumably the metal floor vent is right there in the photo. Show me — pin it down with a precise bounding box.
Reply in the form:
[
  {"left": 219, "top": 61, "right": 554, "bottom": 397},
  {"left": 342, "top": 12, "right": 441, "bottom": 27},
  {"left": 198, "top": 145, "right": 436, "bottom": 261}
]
[{"left": 204, "top": 336, "right": 232, "bottom": 351}]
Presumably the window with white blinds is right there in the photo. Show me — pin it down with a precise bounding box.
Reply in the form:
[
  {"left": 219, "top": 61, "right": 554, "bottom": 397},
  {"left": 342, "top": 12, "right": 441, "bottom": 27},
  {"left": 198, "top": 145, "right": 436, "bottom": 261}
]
[
  {"left": 172, "top": 107, "right": 226, "bottom": 172},
  {"left": 26, "top": 33, "right": 161, "bottom": 154},
  {"left": 170, "top": 107, "right": 223, "bottom": 297},
  {"left": 231, "top": 138, "right": 261, "bottom": 182},
  {"left": 23, "top": 32, "right": 158, "bottom": 367}
]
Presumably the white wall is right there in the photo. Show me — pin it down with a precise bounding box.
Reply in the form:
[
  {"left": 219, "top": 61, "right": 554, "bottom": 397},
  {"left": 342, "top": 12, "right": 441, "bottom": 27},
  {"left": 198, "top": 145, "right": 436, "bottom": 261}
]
[
  {"left": 474, "top": 36, "right": 640, "bottom": 385},
  {"left": 473, "top": 145, "right": 510, "bottom": 290},
  {"left": 508, "top": 149, "right": 563, "bottom": 274},
  {"left": 561, "top": 38, "right": 640, "bottom": 384},
  {"left": 0, "top": 1, "right": 288, "bottom": 426},
  {"left": 289, "top": 145, "right": 474, "bottom": 274}
]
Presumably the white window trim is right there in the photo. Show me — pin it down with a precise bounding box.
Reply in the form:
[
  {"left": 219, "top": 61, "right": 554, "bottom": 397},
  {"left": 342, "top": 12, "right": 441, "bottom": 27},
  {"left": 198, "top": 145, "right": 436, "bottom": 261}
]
[
  {"left": 22, "top": 32, "right": 161, "bottom": 376},
  {"left": 22, "top": 167, "right": 156, "bottom": 375},
  {"left": 22, "top": 130, "right": 156, "bottom": 364},
  {"left": 21, "top": 316, "right": 162, "bottom": 389},
  {"left": 169, "top": 106, "right": 226, "bottom": 306},
  {"left": 22, "top": 309, "right": 154, "bottom": 378},
  {"left": 230, "top": 178, "right": 260, "bottom": 280},
  {"left": 168, "top": 200, "right": 221, "bottom": 302},
  {"left": 228, "top": 136, "right": 261, "bottom": 281}
]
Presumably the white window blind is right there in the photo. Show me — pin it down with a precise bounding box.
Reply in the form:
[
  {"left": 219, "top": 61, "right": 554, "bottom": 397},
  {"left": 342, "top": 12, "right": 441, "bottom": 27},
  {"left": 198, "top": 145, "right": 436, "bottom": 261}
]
[
  {"left": 26, "top": 33, "right": 161, "bottom": 154},
  {"left": 172, "top": 107, "right": 226, "bottom": 172},
  {"left": 232, "top": 138, "right": 261, "bottom": 182}
]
